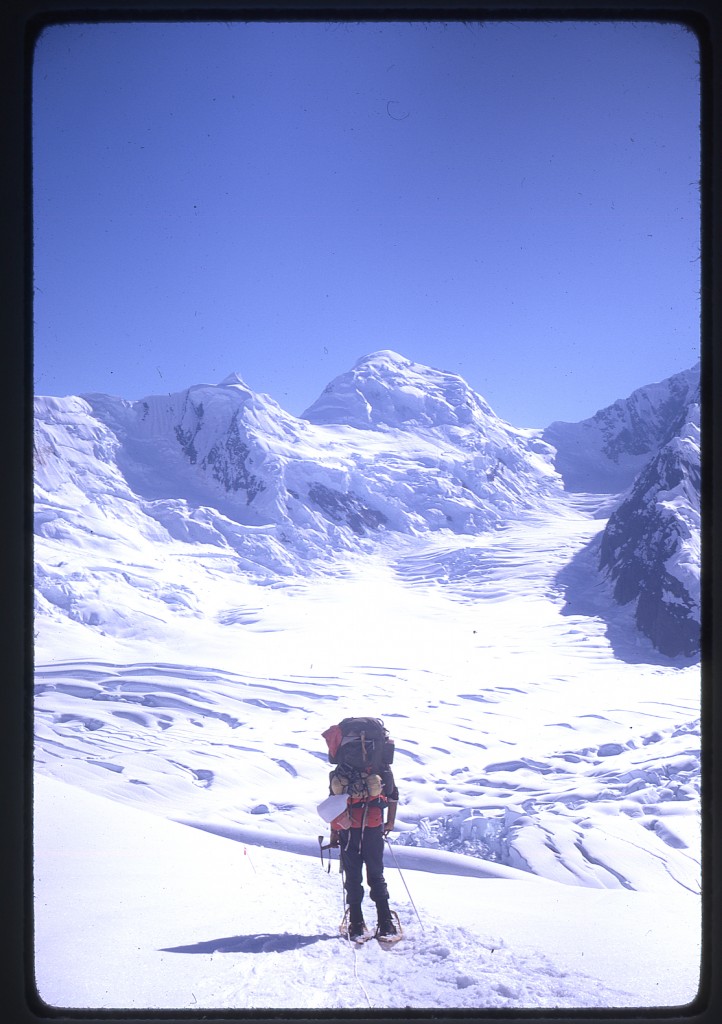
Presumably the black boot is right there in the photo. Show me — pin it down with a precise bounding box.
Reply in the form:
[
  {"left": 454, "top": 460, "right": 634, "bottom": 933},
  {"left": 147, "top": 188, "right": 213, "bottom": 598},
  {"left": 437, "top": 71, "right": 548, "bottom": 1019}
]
[
  {"left": 375, "top": 898, "right": 397, "bottom": 938},
  {"left": 347, "top": 903, "right": 366, "bottom": 941}
]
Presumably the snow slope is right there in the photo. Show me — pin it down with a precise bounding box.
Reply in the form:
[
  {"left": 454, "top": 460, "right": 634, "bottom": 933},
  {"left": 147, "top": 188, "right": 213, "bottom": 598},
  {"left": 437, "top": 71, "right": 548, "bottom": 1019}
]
[{"left": 34, "top": 774, "right": 700, "bottom": 1011}]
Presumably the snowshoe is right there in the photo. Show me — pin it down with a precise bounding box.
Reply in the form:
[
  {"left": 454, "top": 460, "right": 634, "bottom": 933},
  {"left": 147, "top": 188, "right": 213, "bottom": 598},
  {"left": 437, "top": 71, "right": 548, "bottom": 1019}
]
[
  {"left": 339, "top": 907, "right": 373, "bottom": 944},
  {"left": 375, "top": 909, "right": 403, "bottom": 946}
]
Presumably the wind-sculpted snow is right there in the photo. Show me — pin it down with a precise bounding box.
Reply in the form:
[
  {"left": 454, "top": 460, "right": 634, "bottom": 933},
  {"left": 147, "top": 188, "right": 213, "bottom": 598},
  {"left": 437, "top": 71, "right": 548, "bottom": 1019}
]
[
  {"left": 34, "top": 488, "right": 700, "bottom": 902},
  {"left": 34, "top": 652, "right": 700, "bottom": 898}
]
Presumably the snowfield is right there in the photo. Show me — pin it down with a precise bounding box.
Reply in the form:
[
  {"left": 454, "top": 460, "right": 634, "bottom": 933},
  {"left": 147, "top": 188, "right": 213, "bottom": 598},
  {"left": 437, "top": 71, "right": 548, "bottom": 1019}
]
[
  {"left": 33, "top": 355, "right": 701, "bottom": 1012},
  {"left": 35, "top": 773, "right": 699, "bottom": 1012},
  {"left": 33, "top": 499, "right": 701, "bottom": 1011}
]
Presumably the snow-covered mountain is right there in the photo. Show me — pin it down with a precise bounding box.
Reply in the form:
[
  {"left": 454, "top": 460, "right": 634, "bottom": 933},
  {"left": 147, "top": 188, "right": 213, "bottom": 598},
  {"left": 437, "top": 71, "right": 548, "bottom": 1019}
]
[
  {"left": 34, "top": 351, "right": 561, "bottom": 589},
  {"left": 303, "top": 348, "right": 498, "bottom": 430},
  {"left": 538, "top": 366, "right": 701, "bottom": 659},
  {"left": 35, "top": 351, "right": 701, "bottom": 656},
  {"left": 542, "top": 364, "right": 700, "bottom": 493},
  {"left": 598, "top": 392, "right": 701, "bottom": 658}
]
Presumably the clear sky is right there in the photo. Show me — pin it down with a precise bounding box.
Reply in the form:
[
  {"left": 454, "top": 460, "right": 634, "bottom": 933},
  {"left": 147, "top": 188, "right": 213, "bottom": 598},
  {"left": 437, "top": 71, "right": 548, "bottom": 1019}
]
[{"left": 32, "top": 18, "right": 700, "bottom": 428}]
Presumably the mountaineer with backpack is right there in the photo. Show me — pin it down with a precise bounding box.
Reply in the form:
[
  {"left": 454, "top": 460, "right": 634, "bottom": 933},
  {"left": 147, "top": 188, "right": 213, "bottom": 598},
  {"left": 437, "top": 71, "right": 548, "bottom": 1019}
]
[{"left": 320, "top": 717, "right": 401, "bottom": 944}]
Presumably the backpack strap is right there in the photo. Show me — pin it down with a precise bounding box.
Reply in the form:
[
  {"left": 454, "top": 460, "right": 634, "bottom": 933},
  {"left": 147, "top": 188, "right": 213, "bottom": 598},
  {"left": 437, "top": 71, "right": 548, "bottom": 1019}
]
[{"left": 358, "top": 800, "right": 369, "bottom": 852}]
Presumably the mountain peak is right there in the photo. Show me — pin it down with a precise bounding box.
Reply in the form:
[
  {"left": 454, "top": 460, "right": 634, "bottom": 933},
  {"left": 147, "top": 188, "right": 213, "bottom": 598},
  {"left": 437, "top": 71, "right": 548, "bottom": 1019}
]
[
  {"left": 302, "top": 350, "right": 494, "bottom": 430},
  {"left": 351, "top": 349, "right": 412, "bottom": 370},
  {"left": 543, "top": 364, "right": 699, "bottom": 493},
  {"left": 219, "top": 371, "right": 252, "bottom": 391}
]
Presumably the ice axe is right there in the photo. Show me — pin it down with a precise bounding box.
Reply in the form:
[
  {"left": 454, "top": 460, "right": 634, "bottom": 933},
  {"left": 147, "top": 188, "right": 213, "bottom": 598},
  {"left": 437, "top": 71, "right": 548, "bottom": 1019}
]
[
  {"left": 316, "top": 793, "right": 347, "bottom": 872},
  {"left": 318, "top": 834, "right": 338, "bottom": 873}
]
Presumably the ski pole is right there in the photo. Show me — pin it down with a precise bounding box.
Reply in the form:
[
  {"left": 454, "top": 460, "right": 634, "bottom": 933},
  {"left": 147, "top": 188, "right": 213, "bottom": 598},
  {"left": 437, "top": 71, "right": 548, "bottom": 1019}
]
[
  {"left": 243, "top": 846, "right": 256, "bottom": 874},
  {"left": 385, "top": 837, "right": 424, "bottom": 931}
]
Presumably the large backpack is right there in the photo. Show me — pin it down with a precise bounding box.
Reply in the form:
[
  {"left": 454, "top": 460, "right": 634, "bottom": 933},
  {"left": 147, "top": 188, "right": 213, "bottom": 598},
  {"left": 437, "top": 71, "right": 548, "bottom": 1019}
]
[{"left": 322, "top": 716, "right": 395, "bottom": 772}]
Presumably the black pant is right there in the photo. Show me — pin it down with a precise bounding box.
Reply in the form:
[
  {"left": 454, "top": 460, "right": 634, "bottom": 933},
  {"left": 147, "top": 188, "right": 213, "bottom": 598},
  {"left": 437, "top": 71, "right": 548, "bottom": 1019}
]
[{"left": 339, "top": 825, "right": 389, "bottom": 907}]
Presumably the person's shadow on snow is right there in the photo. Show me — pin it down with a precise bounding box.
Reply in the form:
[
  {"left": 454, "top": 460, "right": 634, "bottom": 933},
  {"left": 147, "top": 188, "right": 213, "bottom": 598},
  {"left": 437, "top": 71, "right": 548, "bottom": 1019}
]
[{"left": 160, "top": 933, "right": 338, "bottom": 954}]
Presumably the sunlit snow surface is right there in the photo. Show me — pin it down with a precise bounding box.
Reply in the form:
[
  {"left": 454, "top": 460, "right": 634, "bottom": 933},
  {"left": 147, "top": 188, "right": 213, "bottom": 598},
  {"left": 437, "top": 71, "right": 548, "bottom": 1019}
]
[{"left": 33, "top": 489, "right": 701, "bottom": 1010}]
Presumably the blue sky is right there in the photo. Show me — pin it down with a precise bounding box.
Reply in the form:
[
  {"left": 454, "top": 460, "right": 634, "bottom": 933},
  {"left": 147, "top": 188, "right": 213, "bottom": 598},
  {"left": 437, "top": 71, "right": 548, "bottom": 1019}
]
[{"left": 33, "top": 19, "right": 700, "bottom": 427}]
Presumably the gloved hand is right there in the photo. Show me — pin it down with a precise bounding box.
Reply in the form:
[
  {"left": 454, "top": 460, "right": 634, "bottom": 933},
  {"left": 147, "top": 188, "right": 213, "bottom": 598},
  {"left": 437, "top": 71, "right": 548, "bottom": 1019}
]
[
  {"left": 329, "top": 829, "right": 340, "bottom": 848},
  {"left": 383, "top": 822, "right": 394, "bottom": 836}
]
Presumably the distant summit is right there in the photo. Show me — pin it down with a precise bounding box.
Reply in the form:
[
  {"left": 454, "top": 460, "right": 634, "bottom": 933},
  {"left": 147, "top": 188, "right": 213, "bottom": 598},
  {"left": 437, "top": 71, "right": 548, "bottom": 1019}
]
[
  {"left": 302, "top": 349, "right": 497, "bottom": 431},
  {"left": 543, "top": 364, "right": 699, "bottom": 493},
  {"left": 218, "top": 371, "right": 253, "bottom": 392}
]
